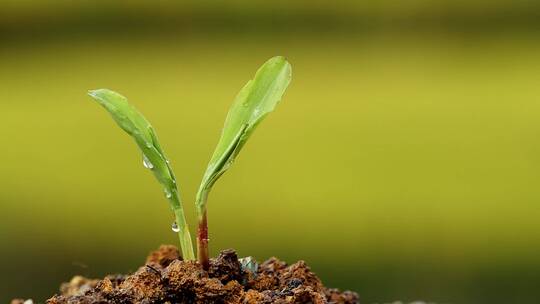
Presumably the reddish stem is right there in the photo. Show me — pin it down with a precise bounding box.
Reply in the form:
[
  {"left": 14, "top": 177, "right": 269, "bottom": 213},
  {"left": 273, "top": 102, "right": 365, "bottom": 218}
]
[{"left": 197, "top": 211, "right": 210, "bottom": 270}]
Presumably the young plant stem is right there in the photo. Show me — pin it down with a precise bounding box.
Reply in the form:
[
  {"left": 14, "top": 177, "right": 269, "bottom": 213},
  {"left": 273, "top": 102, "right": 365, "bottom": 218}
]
[
  {"left": 196, "top": 190, "right": 210, "bottom": 269},
  {"left": 169, "top": 189, "right": 195, "bottom": 260},
  {"left": 197, "top": 210, "right": 210, "bottom": 270}
]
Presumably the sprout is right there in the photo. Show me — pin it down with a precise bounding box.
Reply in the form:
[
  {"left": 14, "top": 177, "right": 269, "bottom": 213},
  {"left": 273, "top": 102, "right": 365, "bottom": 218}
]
[
  {"left": 86, "top": 56, "right": 292, "bottom": 268},
  {"left": 88, "top": 89, "right": 195, "bottom": 260},
  {"left": 195, "top": 56, "right": 292, "bottom": 268}
]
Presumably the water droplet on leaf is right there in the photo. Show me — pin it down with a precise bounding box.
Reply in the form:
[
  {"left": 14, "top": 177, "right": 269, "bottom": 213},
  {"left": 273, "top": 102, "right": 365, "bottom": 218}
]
[
  {"left": 171, "top": 221, "right": 180, "bottom": 232},
  {"left": 142, "top": 155, "right": 154, "bottom": 169},
  {"left": 164, "top": 189, "right": 172, "bottom": 199}
]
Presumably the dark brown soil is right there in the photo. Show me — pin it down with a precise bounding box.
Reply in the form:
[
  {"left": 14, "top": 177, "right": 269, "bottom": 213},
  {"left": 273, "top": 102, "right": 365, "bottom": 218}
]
[{"left": 36, "top": 245, "right": 358, "bottom": 304}]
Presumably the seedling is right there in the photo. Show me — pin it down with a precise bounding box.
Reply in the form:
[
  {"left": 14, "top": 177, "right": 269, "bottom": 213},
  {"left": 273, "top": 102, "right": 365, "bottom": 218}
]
[{"left": 88, "top": 56, "right": 292, "bottom": 268}]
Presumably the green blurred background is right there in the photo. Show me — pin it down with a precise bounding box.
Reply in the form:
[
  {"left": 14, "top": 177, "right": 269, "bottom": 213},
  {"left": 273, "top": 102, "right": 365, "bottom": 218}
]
[{"left": 1, "top": 1, "right": 540, "bottom": 303}]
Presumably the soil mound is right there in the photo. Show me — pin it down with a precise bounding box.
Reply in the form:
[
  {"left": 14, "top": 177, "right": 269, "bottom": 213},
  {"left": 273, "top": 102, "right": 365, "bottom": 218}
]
[{"left": 42, "top": 245, "right": 358, "bottom": 303}]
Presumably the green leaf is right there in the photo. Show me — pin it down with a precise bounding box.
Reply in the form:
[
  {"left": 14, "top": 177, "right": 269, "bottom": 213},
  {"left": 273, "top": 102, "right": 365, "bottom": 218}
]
[
  {"left": 88, "top": 89, "right": 173, "bottom": 187},
  {"left": 88, "top": 89, "right": 195, "bottom": 260},
  {"left": 196, "top": 56, "right": 292, "bottom": 216}
]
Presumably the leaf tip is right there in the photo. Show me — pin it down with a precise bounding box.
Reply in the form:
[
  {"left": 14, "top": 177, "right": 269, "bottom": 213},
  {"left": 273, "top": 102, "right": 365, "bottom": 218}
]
[
  {"left": 267, "top": 56, "right": 292, "bottom": 80},
  {"left": 268, "top": 56, "right": 289, "bottom": 67},
  {"left": 87, "top": 88, "right": 110, "bottom": 102},
  {"left": 269, "top": 55, "right": 286, "bottom": 62},
  {"left": 87, "top": 89, "right": 126, "bottom": 107},
  {"left": 87, "top": 89, "right": 99, "bottom": 98}
]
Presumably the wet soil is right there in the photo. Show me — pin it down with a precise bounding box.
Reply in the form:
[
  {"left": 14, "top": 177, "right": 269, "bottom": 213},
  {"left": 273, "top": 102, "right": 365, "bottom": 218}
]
[{"left": 30, "top": 245, "right": 358, "bottom": 304}]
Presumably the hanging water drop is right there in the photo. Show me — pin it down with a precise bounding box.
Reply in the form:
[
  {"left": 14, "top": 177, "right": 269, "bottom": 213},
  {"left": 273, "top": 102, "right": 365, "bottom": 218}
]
[
  {"left": 142, "top": 155, "right": 154, "bottom": 169},
  {"left": 164, "top": 189, "right": 172, "bottom": 199},
  {"left": 171, "top": 221, "right": 180, "bottom": 232}
]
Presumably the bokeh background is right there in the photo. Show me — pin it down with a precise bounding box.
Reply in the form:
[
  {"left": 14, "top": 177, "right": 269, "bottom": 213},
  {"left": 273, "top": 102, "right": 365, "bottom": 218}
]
[{"left": 1, "top": 1, "right": 540, "bottom": 303}]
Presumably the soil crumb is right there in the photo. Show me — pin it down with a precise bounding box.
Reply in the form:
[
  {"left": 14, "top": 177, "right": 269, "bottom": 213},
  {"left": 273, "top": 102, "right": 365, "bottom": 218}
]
[{"left": 43, "top": 245, "right": 359, "bottom": 303}]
